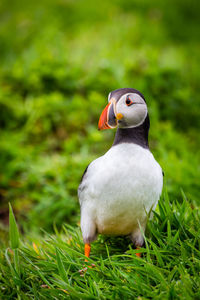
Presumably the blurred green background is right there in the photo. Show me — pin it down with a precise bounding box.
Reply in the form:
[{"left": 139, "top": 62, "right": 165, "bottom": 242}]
[{"left": 0, "top": 0, "right": 199, "bottom": 236}]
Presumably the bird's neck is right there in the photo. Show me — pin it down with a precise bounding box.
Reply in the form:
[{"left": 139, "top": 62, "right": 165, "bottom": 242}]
[{"left": 112, "top": 114, "right": 150, "bottom": 149}]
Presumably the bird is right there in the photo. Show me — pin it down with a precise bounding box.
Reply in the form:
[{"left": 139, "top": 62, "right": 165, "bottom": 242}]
[{"left": 78, "top": 88, "right": 163, "bottom": 260}]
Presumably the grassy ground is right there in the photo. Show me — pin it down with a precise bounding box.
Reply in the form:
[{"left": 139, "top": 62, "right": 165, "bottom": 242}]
[
  {"left": 0, "top": 0, "right": 200, "bottom": 298},
  {"left": 1, "top": 192, "right": 200, "bottom": 299}
]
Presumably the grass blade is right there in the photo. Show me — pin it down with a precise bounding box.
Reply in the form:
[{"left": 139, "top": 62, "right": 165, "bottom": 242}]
[
  {"left": 56, "top": 248, "right": 68, "bottom": 282},
  {"left": 9, "top": 203, "right": 20, "bottom": 250}
]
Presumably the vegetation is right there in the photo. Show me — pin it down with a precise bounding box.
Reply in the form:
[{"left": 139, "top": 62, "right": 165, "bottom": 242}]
[
  {"left": 1, "top": 194, "right": 200, "bottom": 299},
  {"left": 0, "top": 0, "right": 199, "bottom": 298}
]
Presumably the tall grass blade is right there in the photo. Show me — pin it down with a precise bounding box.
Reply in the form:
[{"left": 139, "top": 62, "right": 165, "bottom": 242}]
[
  {"left": 56, "top": 248, "right": 68, "bottom": 282},
  {"left": 9, "top": 203, "right": 20, "bottom": 249}
]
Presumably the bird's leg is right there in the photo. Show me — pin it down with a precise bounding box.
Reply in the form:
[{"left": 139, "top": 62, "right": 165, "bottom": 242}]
[
  {"left": 79, "top": 212, "right": 97, "bottom": 274},
  {"left": 136, "top": 247, "right": 141, "bottom": 257},
  {"left": 81, "top": 212, "right": 96, "bottom": 262},
  {"left": 130, "top": 228, "right": 144, "bottom": 257},
  {"left": 79, "top": 243, "right": 95, "bottom": 275},
  {"left": 84, "top": 244, "right": 95, "bottom": 267},
  {"left": 84, "top": 243, "right": 91, "bottom": 262}
]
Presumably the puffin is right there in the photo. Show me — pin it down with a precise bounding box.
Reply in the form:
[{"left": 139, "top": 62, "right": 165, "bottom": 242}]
[{"left": 78, "top": 88, "right": 163, "bottom": 259}]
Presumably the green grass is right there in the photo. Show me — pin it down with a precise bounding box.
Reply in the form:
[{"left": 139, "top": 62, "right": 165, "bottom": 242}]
[{"left": 0, "top": 192, "right": 199, "bottom": 299}]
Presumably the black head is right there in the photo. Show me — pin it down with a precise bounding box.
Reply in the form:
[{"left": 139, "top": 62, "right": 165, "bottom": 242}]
[{"left": 108, "top": 88, "right": 146, "bottom": 103}]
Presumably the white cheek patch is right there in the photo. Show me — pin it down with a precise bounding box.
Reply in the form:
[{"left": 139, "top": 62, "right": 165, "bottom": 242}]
[{"left": 116, "top": 100, "right": 148, "bottom": 128}]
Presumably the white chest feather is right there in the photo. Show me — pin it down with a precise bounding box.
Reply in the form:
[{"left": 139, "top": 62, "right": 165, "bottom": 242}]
[{"left": 79, "top": 143, "right": 163, "bottom": 236}]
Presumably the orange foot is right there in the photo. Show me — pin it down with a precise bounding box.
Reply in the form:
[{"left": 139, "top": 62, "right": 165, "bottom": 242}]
[
  {"left": 84, "top": 243, "right": 91, "bottom": 261},
  {"left": 136, "top": 247, "right": 141, "bottom": 257},
  {"left": 79, "top": 243, "right": 95, "bottom": 275}
]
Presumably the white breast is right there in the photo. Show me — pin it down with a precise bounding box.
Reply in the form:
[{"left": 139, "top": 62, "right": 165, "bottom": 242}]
[{"left": 79, "top": 143, "right": 163, "bottom": 236}]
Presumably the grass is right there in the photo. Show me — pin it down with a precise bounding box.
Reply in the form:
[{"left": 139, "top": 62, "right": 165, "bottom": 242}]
[{"left": 0, "top": 191, "right": 199, "bottom": 299}]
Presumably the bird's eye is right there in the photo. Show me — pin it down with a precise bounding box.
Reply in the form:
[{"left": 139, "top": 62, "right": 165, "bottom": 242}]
[{"left": 126, "top": 96, "right": 133, "bottom": 106}]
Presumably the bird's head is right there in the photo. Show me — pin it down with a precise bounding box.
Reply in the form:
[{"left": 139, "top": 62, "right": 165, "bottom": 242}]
[{"left": 98, "top": 88, "right": 148, "bottom": 130}]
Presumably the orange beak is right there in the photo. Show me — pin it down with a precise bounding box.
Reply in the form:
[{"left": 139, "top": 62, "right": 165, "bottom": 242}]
[
  {"left": 98, "top": 100, "right": 117, "bottom": 130},
  {"left": 98, "top": 103, "right": 111, "bottom": 130}
]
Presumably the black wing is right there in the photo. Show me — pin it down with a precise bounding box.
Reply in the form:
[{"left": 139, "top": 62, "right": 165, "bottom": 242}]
[
  {"left": 78, "top": 164, "right": 90, "bottom": 204},
  {"left": 79, "top": 163, "right": 90, "bottom": 185}
]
